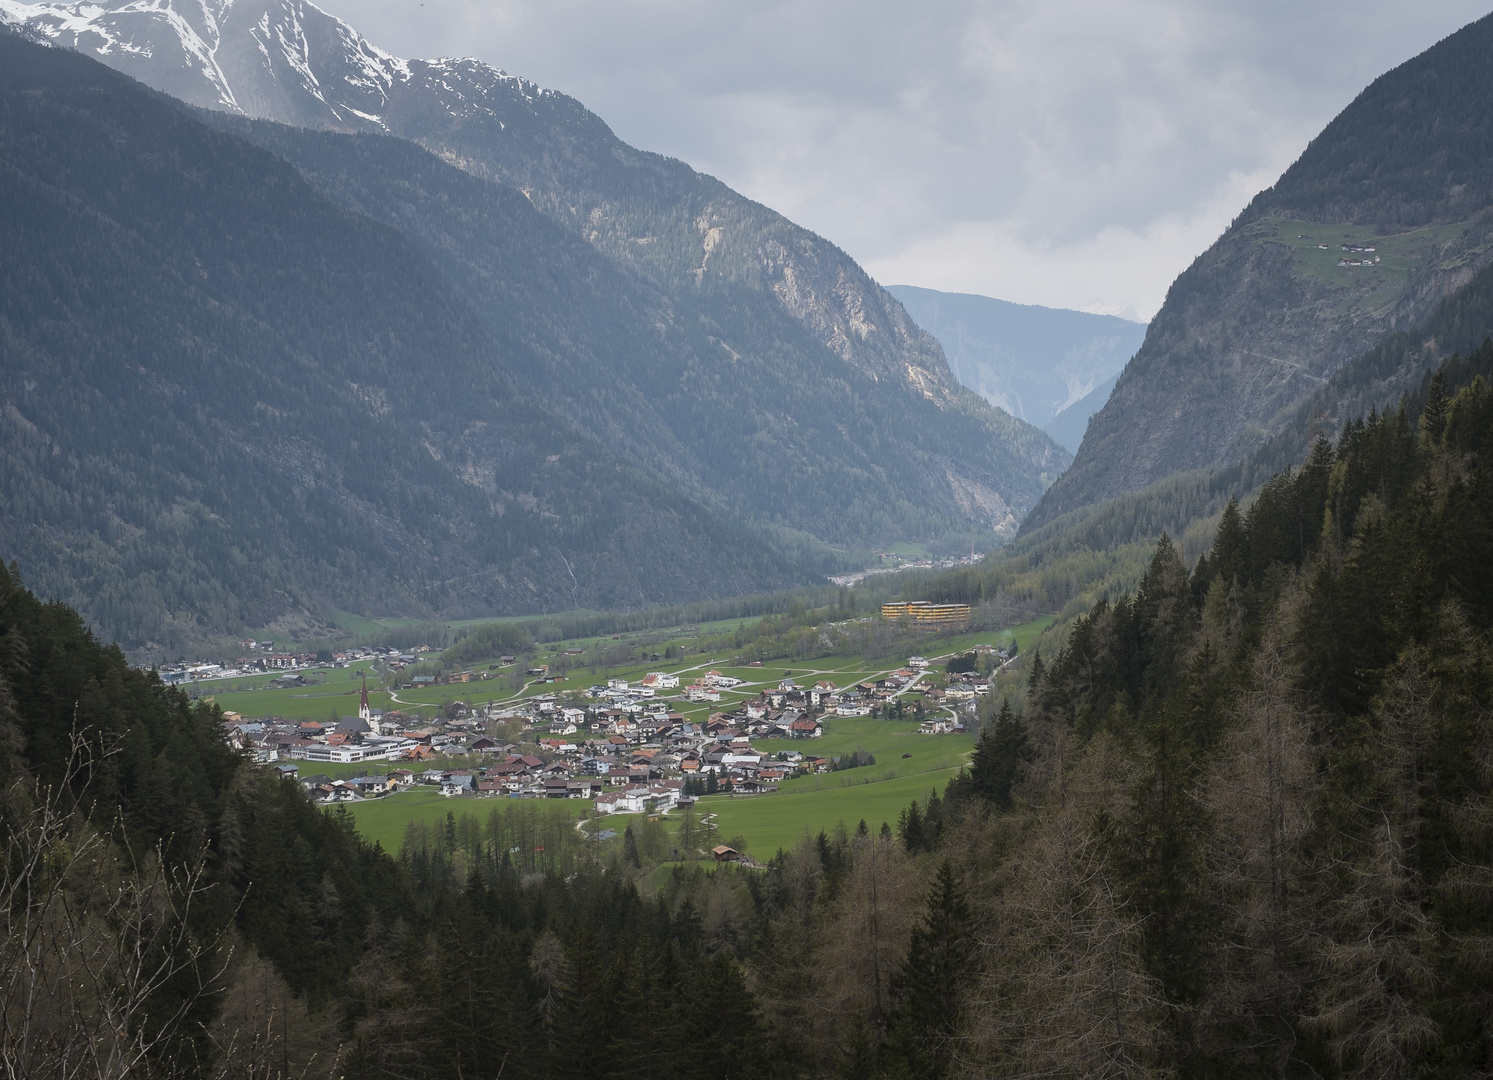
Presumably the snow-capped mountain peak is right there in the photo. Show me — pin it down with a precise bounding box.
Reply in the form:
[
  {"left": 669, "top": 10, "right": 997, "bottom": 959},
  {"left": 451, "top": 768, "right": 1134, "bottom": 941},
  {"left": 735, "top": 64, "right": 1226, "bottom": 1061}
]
[{"left": 0, "top": 0, "right": 544, "bottom": 132}]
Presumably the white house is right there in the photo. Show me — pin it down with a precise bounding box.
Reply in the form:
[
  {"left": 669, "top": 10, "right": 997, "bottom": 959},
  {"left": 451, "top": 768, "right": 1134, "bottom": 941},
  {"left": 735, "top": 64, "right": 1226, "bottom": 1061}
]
[
  {"left": 593, "top": 782, "right": 682, "bottom": 815},
  {"left": 441, "top": 773, "right": 475, "bottom": 796}
]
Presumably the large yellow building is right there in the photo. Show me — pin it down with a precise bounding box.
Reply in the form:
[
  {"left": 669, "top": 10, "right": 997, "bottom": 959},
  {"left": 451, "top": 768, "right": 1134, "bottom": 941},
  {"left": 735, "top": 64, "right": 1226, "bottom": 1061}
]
[{"left": 881, "top": 601, "right": 971, "bottom": 629}]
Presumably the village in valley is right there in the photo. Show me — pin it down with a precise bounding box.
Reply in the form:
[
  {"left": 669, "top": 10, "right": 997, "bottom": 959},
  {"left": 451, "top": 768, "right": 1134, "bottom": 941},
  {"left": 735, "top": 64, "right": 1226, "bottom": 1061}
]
[{"left": 199, "top": 601, "right": 1046, "bottom": 858}]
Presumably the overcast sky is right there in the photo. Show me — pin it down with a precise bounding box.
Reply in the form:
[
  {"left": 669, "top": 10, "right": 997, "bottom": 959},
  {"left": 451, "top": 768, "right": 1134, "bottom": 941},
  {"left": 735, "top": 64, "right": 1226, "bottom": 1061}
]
[{"left": 324, "top": 0, "right": 1490, "bottom": 320}]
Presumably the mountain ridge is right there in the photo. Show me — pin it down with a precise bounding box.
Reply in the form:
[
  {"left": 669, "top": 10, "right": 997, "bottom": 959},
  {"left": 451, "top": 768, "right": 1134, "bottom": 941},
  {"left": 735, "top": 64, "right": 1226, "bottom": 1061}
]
[
  {"left": 1022, "top": 12, "right": 1493, "bottom": 534},
  {"left": 2, "top": 0, "right": 1069, "bottom": 541},
  {"left": 0, "top": 0, "right": 1000, "bottom": 411}
]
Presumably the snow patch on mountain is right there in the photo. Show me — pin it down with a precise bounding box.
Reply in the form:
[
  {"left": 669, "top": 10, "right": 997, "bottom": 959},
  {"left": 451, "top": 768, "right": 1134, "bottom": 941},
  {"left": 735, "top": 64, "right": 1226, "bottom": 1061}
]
[{"left": 0, "top": 0, "right": 547, "bottom": 130}]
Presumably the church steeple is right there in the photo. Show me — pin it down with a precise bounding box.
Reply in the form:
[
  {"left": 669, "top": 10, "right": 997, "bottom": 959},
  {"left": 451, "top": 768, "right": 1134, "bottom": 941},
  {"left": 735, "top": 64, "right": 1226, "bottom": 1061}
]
[{"left": 359, "top": 674, "right": 372, "bottom": 723}]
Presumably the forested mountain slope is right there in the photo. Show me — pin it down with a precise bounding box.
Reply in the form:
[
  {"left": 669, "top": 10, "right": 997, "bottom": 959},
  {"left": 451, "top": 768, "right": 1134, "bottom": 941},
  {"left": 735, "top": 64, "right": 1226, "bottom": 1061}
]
[
  {"left": 1025, "top": 11, "right": 1493, "bottom": 533},
  {"left": 0, "top": 559, "right": 787, "bottom": 1079},
  {"left": 0, "top": 34, "right": 807, "bottom": 654},
  {"left": 204, "top": 117, "right": 1064, "bottom": 547},
  {"left": 876, "top": 345, "right": 1493, "bottom": 1076},
  {"left": 1, "top": 0, "right": 1069, "bottom": 539},
  {"left": 915, "top": 248, "right": 1493, "bottom": 651}
]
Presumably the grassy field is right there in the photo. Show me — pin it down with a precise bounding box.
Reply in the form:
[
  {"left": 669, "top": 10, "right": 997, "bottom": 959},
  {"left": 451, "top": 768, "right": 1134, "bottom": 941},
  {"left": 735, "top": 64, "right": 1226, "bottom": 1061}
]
[
  {"left": 666, "top": 711, "right": 979, "bottom": 857},
  {"left": 1261, "top": 215, "right": 1474, "bottom": 318},
  {"left": 338, "top": 788, "right": 580, "bottom": 851},
  {"left": 756, "top": 715, "right": 973, "bottom": 778},
  {"left": 335, "top": 716, "right": 977, "bottom": 856},
  {"left": 202, "top": 666, "right": 513, "bottom": 723},
  {"left": 687, "top": 764, "right": 969, "bottom": 857}
]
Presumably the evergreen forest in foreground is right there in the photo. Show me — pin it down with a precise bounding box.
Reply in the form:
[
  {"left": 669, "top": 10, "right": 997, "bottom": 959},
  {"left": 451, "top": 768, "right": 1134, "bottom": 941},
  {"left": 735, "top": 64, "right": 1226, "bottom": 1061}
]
[{"left": 3, "top": 358, "right": 1493, "bottom": 1079}]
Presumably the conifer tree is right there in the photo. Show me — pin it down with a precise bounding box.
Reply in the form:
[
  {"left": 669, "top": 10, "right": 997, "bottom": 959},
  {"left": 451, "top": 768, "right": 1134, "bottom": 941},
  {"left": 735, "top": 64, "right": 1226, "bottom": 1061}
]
[
  {"left": 969, "top": 696, "right": 1029, "bottom": 810},
  {"left": 1305, "top": 648, "right": 1440, "bottom": 1078},
  {"left": 1201, "top": 619, "right": 1320, "bottom": 1079},
  {"left": 689, "top": 952, "right": 762, "bottom": 1079},
  {"left": 897, "top": 800, "right": 925, "bottom": 853},
  {"left": 1210, "top": 495, "right": 1247, "bottom": 591},
  {"left": 1419, "top": 367, "right": 1448, "bottom": 446},
  {"left": 1027, "top": 648, "right": 1046, "bottom": 704},
  {"left": 882, "top": 861, "right": 974, "bottom": 1080}
]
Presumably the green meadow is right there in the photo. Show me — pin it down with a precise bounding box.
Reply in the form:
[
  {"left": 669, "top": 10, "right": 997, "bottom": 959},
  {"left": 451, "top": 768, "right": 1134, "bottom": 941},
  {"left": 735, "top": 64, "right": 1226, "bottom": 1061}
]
[
  {"left": 338, "top": 788, "right": 580, "bottom": 851},
  {"left": 687, "top": 764, "right": 970, "bottom": 858},
  {"left": 1259, "top": 215, "right": 1476, "bottom": 318}
]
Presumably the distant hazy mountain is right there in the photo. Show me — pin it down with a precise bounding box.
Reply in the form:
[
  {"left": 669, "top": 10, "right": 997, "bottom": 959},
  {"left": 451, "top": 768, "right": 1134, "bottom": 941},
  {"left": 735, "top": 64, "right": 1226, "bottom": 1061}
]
[
  {"left": 0, "top": 0, "right": 1069, "bottom": 546},
  {"left": 1024, "top": 12, "right": 1493, "bottom": 534},
  {"left": 886, "top": 286, "right": 1146, "bottom": 445}
]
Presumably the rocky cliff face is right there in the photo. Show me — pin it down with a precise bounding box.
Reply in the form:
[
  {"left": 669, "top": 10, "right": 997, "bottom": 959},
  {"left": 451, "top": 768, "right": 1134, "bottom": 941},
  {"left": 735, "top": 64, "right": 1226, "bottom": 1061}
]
[{"left": 1023, "top": 12, "right": 1493, "bottom": 533}]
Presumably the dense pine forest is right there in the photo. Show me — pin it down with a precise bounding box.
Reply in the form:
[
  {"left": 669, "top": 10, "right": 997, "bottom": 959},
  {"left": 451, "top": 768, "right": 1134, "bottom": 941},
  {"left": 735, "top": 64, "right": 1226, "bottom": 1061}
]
[{"left": 3, "top": 349, "right": 1492, "bottom": 1076}]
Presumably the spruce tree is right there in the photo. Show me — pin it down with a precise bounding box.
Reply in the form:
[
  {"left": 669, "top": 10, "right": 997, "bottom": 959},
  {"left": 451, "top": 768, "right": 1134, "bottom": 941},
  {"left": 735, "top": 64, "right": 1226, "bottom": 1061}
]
[
  {"left": 623, "top": 822, "right": 642, "bottom": 867},
  {"left": 897, "top": 800, "right": 925, "bottom": 853},
  {"left": 923, "top": 787, "right": 944, "bottom": 848},
  {"left": 969, "top": 696, "right": 1029, "bottom": 810},
  {"left": 882, "top": 862, "right": 974, "bottom": 1080},
  {"left": 1026, "top": 648, "right": 1045, "bottom": 705},
  {"left": 1211, "top": 495, "right": 1247, "bottom": 590},
  {"left": 688, "top": 952, "right": 763, "bottom": 1078},
  {"left": 1420, "top": 367, "right": 1449, "bottom": 446}
]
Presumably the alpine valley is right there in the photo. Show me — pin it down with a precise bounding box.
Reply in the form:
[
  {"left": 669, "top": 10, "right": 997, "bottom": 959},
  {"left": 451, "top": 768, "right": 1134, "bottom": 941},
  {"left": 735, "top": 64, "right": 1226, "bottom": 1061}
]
[{"left": 4, "top": 6, "right": 1493, "bottom": 1080}]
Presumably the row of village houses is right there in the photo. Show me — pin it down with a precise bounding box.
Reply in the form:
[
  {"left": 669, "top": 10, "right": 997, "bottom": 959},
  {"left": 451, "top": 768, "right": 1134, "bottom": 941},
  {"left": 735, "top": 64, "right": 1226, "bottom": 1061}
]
[
  {"left": 160, "top": 643, "right": 438, "bottom": 683},
  {"left": 223, "top": 657, "right": 989, "bottom": 811},
  {"left": 225, "top": 665, "right": 984, "bottom": 766},
  {"left": 289, "top": 758, "right": 801, "bottom": 812},
  {"left": 282, "top": 728, "right": 830, "bottom": 811},
  {"left": 229, "top": 663, "right": 913, "bottom": 747}
]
